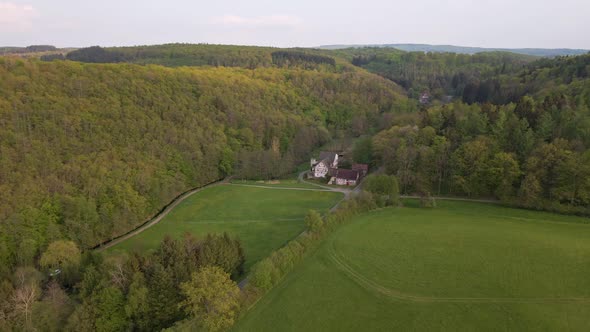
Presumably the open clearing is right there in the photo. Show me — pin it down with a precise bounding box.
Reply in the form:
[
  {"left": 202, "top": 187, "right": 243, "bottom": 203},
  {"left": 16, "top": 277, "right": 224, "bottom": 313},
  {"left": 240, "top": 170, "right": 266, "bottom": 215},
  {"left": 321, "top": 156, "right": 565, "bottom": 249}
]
[
  {"left": 235, "top": 200, "right": 590, "bottom": 331},
  {"left": 107, "top": 185, "right": 343, "bottom": 272}
]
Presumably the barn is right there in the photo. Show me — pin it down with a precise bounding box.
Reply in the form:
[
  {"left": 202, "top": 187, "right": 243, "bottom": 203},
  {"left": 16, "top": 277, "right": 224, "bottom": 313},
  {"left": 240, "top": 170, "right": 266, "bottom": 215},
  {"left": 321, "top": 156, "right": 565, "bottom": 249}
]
[{"left": 332, "top": 169, "right": 360, "bottom": 186}]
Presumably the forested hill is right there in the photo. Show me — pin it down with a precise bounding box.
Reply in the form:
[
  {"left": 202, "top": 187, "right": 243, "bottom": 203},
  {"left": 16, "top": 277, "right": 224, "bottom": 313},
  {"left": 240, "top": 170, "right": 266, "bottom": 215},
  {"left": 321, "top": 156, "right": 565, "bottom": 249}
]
[
  {"left": 320, "top": 43, "right": 590, "bottom": 57},
  {"left": 334, "top": 47, "right": 590, "bottom": 103},
  {"left": 64, "top": 44, "right": 345, "bottom": 70},
  {"left": 0, "top": 56, "right": 408, "bottom": 276},
  {"left": 352, "top": 52, "right": 590, "bottom": 216}
]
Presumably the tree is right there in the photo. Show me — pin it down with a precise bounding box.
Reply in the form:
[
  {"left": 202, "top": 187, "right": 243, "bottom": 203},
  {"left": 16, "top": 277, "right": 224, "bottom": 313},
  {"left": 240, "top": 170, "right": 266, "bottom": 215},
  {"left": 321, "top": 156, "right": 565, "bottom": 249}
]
[
  {"left": 94, "top": 287, "right": 128, "bottom": 332},
  {"left": 488, "top": 152, "right": 521, "bottom": 200},
  {"left": 304, "top": 210, "right": 324, "bottom": 233},
  {"left": 450, "top": 138, "right": 495, "bottom": 196},
  {"left": 40, "top": 240, "right": 81, "bottom": 272},
  {"left": 10, "top": 267, "right": 42, "bottom": 329},
  {"left": 431, "top": 136, "right": 450, "bottom": 195},
  {"left": 125, "top": 272, "right": 151, "bottom": 331},
  {"left": 249, "top": 259, "right": 280, "bottom": 291},
  {"left": 363, "top": 174, "right": 400, "bottom": 206},
  {"left": 65, "top": 300, "right": 96, "bottom": 332},
  {"left": 179, "top": 266, "right": 240, "bottom": 332},
  {"left": 218, "top": 148, "right": 234, "bottom": 177},
  {"left": 514, "top": 96, "right": 539, "bottom": 128},
  {"left": 553, "top": 151, "right": 590, "bottom": 205},
  {"left": 32, "top": 281, "right": 73, "bottom": 332},
  {"left": 199, "top": 233, "right": 245, "bottom": 280},
  {"left": 146, "top": 263, "right": 182, "bottom": 330},
  {"left": 519, "top": 174, "right": 542, "bottom": 207},
  {"left": 352, "top": 137, "right": 374, "bottom": 166}
]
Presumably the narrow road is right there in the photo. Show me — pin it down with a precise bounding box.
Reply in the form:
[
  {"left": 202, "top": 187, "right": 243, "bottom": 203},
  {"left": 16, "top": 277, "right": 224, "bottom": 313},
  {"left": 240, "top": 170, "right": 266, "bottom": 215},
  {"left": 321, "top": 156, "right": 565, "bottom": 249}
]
[{"left": 94, "top": 179, "right": 228, "bottom": 252}]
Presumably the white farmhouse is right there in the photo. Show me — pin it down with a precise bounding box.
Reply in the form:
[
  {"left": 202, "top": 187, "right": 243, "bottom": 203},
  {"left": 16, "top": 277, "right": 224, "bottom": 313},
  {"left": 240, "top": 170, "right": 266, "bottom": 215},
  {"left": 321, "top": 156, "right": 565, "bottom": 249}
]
[{"left": 310, "top": 151, "right": 339, "bottom": 178}]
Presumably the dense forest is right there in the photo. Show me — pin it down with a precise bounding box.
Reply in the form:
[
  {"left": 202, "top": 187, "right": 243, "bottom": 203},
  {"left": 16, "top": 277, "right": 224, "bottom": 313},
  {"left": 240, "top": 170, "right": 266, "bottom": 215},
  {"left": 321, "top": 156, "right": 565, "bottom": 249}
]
[
  {"left": 333, "top": 47, "right": 537, "bottom": 99},
  {"left": 64, "top": 44, "right": 346, "bottom": 71},
  {"left": 337, "top": 47, "right": 589, "bottom": 104},
  {"left": 320, "top": 43, "right": 589, "bottom": 57},
  {"left": 354, "top": 53, "right": 590, "bottom": 214},
  {"left": 2, "top": 43, "right": 590, "bottom": 330}
]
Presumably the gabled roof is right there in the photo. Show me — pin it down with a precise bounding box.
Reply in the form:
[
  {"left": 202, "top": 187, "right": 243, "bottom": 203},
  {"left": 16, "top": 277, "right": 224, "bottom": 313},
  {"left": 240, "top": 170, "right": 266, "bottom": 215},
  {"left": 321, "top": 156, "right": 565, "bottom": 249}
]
[
  {"left": 328, "top": 167, "right": 338, "bottom": 177},
  {"left": 352, "top": 164, "right": 368, "bottom": 172},
  {"left": 334, "top": 169, "right": 359, "bottom": 181},
  {"left": 319, "top": 151, "right": 338, "bottom": 165}
]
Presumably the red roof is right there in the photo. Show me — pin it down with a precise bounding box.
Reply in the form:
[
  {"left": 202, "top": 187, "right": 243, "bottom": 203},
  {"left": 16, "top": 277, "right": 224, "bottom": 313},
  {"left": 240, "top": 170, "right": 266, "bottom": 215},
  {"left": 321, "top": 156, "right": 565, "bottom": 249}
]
[
  {"left": 334, "top": 169, "right": 359, "bottom": 181},
  {"left": 352, "top": 164, "right": 368, "bottom": 172}
]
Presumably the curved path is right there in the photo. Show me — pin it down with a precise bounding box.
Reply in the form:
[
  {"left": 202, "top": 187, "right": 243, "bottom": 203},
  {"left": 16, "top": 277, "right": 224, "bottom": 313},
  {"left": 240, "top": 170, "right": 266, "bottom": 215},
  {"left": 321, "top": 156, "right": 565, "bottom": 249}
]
[{"left": 95, "top": 179, "right": 228, "bottom": 252}]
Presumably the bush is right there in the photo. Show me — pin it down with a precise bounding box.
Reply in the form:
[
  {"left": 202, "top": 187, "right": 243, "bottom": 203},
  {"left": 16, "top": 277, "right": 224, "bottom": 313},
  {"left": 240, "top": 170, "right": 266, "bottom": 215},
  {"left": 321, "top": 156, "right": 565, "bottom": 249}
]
[
  {"left": 419, "top": 192, "right": 437, "bottom": 208},
  {"left": 304, "top": 210, "right": 324, "bottom": 233},
  {"left": 249, "top": 260, "right": 279, "bottom": 292},
  {"left": 363, "top": 175, "right": 400, "bottom": 206}
]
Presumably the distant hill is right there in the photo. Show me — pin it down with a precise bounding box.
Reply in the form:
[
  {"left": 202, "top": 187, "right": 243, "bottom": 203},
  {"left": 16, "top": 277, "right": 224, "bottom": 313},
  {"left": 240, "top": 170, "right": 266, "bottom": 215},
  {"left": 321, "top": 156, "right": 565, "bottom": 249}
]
[
  {"left": 319, "top": 43, "right": 589, "bottom": 57},
  {"left": 0, "top": 45, "right": 57, "bottom": 54},
  {"left": 0, "top": 45, "right": 75, "bottom": 60}
]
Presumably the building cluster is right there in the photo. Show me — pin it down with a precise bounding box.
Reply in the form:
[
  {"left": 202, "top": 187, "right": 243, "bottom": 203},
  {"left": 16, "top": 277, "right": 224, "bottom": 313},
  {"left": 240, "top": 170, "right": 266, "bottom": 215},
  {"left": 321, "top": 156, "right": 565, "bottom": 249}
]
[{"left": 310, "top": 151, "right": 368, "bottom": 186}]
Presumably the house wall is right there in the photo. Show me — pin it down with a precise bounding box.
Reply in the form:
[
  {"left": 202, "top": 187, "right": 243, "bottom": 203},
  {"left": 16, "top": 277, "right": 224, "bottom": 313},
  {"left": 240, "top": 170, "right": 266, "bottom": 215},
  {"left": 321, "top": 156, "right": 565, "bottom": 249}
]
[
  {"left": 313, "top": 162, "right": 329, "bottom": 178},
  {"left": 335, "top": 178, "right": 357, "bottom": 186}
]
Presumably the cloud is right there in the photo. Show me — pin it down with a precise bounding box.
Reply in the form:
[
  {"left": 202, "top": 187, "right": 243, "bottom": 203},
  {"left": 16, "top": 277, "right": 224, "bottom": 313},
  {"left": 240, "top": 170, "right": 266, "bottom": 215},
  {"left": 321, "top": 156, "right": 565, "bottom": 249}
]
[
  {"left": 0, "top": 2, "right": 39, "bottom": 30},
  {"left": 211, "top": 15, "right": 302, "bottom": 27}
]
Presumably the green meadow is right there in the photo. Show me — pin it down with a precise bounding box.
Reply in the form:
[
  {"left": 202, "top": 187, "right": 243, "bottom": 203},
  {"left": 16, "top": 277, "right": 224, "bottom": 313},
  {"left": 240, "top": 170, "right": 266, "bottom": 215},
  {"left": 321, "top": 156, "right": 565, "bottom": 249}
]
[
  {"left": 236, "top": 200, "right": 590, "bottom": 331},
  {"left": 107, "top": 185, "right": 343, "bottom": 272},
  {"left": 229, "top": 179, "right": 321, "bottom": 189}
]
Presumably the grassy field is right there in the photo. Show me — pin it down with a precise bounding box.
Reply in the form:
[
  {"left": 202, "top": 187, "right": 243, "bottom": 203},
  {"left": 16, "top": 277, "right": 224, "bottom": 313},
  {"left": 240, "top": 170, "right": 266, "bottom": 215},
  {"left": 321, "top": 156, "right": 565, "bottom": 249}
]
[
  {"left": 230, "top": 179, "right": 321, "bottom": 189},
  {"left": 107, "top": 185, "right": 342, "bottom": 272},
  {"left": 235, "top": 200, "right": 590, "bottom": 331}
]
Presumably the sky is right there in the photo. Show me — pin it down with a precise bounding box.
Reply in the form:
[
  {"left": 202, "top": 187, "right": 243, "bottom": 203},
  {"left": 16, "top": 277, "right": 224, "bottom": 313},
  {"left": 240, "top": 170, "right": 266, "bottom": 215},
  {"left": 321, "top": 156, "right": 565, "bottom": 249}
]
[{"left": 1, "top": 0, "right": 589, "bottom": 49}]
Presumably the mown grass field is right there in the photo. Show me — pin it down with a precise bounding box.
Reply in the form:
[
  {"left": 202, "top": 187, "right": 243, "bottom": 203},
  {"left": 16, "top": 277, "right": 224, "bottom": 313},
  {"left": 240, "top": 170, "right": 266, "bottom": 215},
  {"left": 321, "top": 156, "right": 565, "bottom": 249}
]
[
  {"left": 235, "top": 200, "right": 590, "bottom": 331},
  {"left": 230, "top": 179, "right": 321, "bottom": 189},
  {"left": 107, "top": 185, "right": 342, "bottom": 272}
]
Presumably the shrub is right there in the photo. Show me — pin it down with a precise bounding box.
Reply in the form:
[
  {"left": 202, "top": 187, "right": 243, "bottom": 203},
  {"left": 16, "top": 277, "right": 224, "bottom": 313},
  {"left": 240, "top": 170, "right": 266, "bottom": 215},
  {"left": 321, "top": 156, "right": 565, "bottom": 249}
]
[
  {"left": 304, "top": 210, "right": 324, "bottom": 233},
  {"left": 419, "top": 192, "right": 437, "bottom": 208},
  {"left": 363, "top": 175, "right": 400, "bottom": 206}
]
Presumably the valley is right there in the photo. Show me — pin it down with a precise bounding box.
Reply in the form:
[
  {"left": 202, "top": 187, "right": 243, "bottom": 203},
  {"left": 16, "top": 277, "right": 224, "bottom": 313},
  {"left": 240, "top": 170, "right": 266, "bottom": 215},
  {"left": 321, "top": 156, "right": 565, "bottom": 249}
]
[{"left": 1, "top": 41, "right": 589, "bottom": 331}]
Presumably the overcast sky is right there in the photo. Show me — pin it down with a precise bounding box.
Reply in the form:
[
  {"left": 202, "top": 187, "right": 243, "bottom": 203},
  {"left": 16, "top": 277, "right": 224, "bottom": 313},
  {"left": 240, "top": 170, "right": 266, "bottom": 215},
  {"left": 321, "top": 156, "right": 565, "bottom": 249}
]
[{"left": 1, "top": 0, "right": 589, "bottom": 49}]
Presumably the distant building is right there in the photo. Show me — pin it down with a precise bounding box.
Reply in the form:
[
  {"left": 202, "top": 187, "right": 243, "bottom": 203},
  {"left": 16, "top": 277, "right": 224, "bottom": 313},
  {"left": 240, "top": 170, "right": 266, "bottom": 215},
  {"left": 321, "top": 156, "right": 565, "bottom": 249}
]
[
  {"left": 419, "top": 92, "right": 431, "bottom": 105},
  {"left": 332, "top": 169, "right": 360, "bottom": 186},
  {"left": 352, "top": 164, "right": 369, "bottom": 177},
  {"left": 310, "top": 152, "right": 368, "bottom": 186},
  {"left": 310, "top": 151, "right": 339, "bottom": 178}
]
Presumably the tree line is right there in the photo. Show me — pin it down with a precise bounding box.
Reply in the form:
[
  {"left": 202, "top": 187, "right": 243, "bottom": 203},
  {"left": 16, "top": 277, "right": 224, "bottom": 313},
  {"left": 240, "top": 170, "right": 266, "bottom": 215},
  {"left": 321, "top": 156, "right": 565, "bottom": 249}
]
[
  {"left": 358, "top": 88, "right": 590, "bottom": 214},
  {"left": 0, "top": 233, "right": 245, "bottom": 331},
  {"left": 64, "top": 45, "right": 342, "bottom": 70},
  {"left": 338, "top": 47, "right": 536, "bottom": 99}
]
